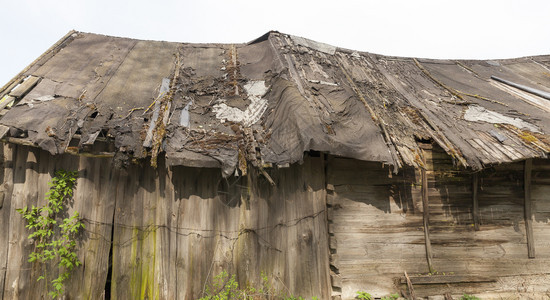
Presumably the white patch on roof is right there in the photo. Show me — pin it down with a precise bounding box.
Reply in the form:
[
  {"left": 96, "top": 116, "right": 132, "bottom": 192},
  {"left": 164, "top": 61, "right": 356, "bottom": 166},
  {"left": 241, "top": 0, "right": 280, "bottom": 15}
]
[
  {"left": 243, "top": 80, "right": 268, "bottom": 97},
  {"left": 180, "top": 100, "right": 192, "bottom": 127},
  {"left": 308, "top": 79, "right": 338, "bottom": 86},
  {"left": 491, "top": 81, "right": 550, "bottom": 114},
  {"left": 213, "top": 80, "right": 269, "bottom": 126},
  {"left": 34, "top": 95, "right": 55, "bottom": 102},
  {"left": 464, "top": 105, "right": 540, "bottom": 133}
]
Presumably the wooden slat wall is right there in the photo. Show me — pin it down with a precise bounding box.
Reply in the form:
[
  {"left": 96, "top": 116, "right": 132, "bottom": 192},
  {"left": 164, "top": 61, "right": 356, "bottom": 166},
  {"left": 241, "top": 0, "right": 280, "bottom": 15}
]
[
  {"left": 327, "top": 156, "right": 423, "bottom": 298},
  {"left": 329, "top": 146, "right": 550, "bottom": 299},
  {"left": 0, "top": 145, "right": 330, "bottom": 299},
  {"left": 0, "top": 145, "right": 114, "bottom": 299}
]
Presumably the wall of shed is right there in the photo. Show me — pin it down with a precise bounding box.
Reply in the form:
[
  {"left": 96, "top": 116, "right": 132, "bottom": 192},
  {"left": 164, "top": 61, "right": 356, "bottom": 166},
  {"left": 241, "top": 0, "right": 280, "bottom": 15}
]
[
  {"left": 327, "top": 147, "right": 550, "bottom": 299},
  {"left": 0, "top": 144, "right": 330, "bottom": 299}
]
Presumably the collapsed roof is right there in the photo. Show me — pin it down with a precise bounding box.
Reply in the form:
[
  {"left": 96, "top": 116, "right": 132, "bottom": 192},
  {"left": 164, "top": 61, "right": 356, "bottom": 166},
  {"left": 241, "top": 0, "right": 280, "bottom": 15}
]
[{"left": 1, "top": 30, "right": 549, "bottom": 176}]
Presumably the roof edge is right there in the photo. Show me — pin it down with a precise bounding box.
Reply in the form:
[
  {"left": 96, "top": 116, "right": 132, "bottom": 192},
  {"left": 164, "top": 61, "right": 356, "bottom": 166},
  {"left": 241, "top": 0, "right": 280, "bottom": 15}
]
[
  {"left": 247, "top": 30, "right": 280, "bottom": 45},
  {"left": 0, "top": 30, "right": 79, "bottom": 99}
]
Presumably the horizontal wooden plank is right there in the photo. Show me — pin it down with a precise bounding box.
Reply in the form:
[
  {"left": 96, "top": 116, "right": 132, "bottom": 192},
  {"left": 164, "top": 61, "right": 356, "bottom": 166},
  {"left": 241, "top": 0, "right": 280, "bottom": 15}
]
[
  {"left": 338, "top": 245, "right": 427, "bottom": 261},
  {"left": 337, "top": 261, "right": 434, "bottom": 276},
  {"left": 400, "top": 275, "right": 496, "bottom": 285}
]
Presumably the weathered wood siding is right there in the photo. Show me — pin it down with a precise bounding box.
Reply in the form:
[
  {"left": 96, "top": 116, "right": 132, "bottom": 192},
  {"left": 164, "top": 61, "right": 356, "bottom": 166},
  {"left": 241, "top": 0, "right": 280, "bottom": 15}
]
[
  {"left": 327, "top": 156, "right": 423, "bottom": 298},
  {"left": 0, "top": 145, "right": 330, "bottom": 299},
  {"left": 328, "top": 147, "right": 550, "bottom": 299},
  {"left": 0, "top": 145, "right": 117, "bottom": 299}
]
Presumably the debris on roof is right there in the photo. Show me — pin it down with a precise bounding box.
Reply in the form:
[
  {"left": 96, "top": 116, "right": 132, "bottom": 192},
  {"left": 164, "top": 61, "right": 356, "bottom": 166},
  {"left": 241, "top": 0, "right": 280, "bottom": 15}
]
[{"left": 1, "top": 31, "right": 549, "bottom": 175}]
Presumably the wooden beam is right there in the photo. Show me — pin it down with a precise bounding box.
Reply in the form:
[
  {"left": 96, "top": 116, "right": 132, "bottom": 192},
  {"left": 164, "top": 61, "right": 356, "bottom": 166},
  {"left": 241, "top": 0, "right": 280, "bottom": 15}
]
[
  {"left": 472, "top": 172, "right": 480, "bottom": 231},
  {"left": 524, "top": 158, "right": 535, "bottom": 258},
  {"left": 421, "top": 167, "right": 434, "bottom": 273},
  {"left": 259, "top": 167, "right": 276, "bottom": 186}
]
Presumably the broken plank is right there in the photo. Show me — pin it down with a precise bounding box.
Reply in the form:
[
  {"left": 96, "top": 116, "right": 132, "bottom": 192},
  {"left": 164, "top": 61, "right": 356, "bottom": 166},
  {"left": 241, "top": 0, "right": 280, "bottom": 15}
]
[
  {"left": 0, "top": 96, "right": 15, "bottom": 111},
  {"left": 404, "top": 271, "right": 416, "bottom": 300},
  {"left": 143, "top": 77, "right": 170, "bottom": 148},
  {"left": 8, "top": 76, "right": 40, "bottom": 98}
]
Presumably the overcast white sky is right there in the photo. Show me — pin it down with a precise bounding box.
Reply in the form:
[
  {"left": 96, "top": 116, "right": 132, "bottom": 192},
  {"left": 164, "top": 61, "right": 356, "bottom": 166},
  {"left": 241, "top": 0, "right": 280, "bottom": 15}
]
[{"left": 1, "top": 0, "right": 550, "bottom": 85}]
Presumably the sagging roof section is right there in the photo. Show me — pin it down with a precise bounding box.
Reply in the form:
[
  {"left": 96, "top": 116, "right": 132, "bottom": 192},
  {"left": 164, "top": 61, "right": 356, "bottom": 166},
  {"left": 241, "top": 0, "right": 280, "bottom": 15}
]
[{"left": 0, "top": 31, "right": 549, "bottom": 175}]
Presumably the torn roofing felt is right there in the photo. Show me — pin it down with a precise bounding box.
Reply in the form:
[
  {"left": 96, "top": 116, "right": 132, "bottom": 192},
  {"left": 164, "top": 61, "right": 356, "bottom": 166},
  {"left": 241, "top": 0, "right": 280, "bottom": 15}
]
[{"left": 1, "top": 30, "right": 550, "bottom": 176}]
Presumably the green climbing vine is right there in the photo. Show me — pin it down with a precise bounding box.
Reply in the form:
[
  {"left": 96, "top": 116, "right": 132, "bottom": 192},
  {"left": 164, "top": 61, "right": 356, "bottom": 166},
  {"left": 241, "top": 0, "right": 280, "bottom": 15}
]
[{"left": 16, "top": 169, "right": 85, "bottom": 298}]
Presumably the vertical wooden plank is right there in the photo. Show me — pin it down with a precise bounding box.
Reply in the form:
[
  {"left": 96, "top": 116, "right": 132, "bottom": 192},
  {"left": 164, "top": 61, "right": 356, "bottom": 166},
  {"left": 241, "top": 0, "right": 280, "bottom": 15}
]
[
  {"left": 299, "top": 155, "right": 330, "bottom": 299},
  {"left": 524, "top": 159, "right": 535, "bottom": 259},
  {"left": 166, "top": 167, "right": 178, "bottom": 300},
  {"left": 236, "top": 169, "right": 261, "bottom": 292},
  {"left": 153, "top": 158, "right": 177, "bottom": 300},
  {"left": 472, "top": 172, "right": 480, "bottom": 231},
  {"left": 172, "top": 166, "right": 186, "bottom": 299},
  {"left": 317, "top": 155, "right": 332, "bottom": 300},
  {"left": 64, "top": 156, "right": 118, "bottom": 299},
  {"left": 0, "top": 144, "right": 14, "bottom": 300},
  {"left": 4, "top": 146, "right": 46, "bottom": 299},
  {"left": 28, "top": 148, "right": 57, "bottom": 299},
  {"left": 137, "top": 163, "right": 159, "bottom": 300},
  {"left": 421, "top": 167, "right": 434, "bottom": 273},
  {"left": 111, "top": 165, "right": 138, "bottom": 300}
]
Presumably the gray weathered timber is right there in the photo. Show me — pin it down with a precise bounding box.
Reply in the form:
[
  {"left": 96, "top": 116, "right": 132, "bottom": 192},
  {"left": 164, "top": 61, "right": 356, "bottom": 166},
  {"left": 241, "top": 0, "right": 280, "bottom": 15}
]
[
  {"left": 421, "top": 152, "right": 434, "bottom": 273},
  {"left": 65, "top": 156, "right": 119, "bottom": 299},
  {"left": 329, "top": 145, "right": 550, "bottom": 299},
  {"left": 0, "top": 145, "right": 113, "bottom": 299},
  {"left": 110, "top": 155, "right": 330, "bottom": 299},
  {"left": 400, "top": 274, "right": 496, "bottom": 284},
  {"left": 328, "top": 157, "right": 425, "bottom": 298},
  {"left": 3, "top": 146, "right": 39, "bottom": 298},
  {"left": 0, "top": 146, "right": 330, "bottom": 299},
  {"left": 0, "top": 145, "right": 13, "bottom": 300},
  {"left": 472, "top": 172, "right": 480, "bottom": 231},
  {"left": 524, "top": 158, "right": 535, "bottom": 258}
]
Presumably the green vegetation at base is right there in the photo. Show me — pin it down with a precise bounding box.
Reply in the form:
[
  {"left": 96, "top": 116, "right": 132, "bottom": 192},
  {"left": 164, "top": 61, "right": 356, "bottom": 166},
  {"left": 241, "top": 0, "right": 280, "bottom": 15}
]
[
  {"left": 199, "top": 271, "right": 318, "bottom": 300},
  {"left": 356, "top": 291, "right": 399, "bottom": 300},
  {"left": 460, "top": 294, "right": 481, "bottom": 300}
]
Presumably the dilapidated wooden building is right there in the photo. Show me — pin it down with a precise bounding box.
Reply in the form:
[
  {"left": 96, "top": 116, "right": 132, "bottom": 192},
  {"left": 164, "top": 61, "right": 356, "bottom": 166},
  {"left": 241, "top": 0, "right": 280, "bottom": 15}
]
[{"left": 0, "top": 31, "right": 550, "bottom": 299}]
